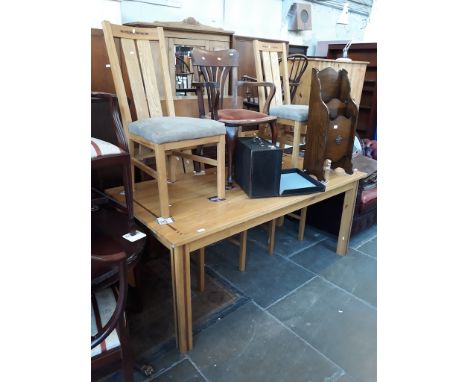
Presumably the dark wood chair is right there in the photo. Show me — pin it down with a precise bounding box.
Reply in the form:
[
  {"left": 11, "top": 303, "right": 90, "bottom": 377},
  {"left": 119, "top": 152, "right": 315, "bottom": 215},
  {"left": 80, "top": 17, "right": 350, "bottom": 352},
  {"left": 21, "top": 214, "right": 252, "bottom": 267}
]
[
  {"left": 191, "top": 48, "right": 278, "bottom": 189},
  {"left": 278, "top": 53, "right": 308, "bottom": 102}
]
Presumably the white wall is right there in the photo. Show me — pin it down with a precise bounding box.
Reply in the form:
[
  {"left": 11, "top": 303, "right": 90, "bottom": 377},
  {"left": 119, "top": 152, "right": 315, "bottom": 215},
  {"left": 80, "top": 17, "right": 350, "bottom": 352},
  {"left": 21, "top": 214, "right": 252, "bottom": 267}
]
[
  {"left": 91, "top": 0, "right": 121, "bottom": 28},
  {"left": 94, "top": 0, "right": 375, "bottom": 55}
]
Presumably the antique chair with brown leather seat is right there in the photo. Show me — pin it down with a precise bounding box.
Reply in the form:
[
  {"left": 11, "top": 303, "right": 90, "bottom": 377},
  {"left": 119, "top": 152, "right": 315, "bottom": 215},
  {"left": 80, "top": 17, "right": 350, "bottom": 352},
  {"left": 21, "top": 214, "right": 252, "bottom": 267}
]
[
  {"left": 191, "top": 47, "right": 278, "bottom": 189},
  {"left": 102, "top": 21, "right": 226, "bottom": 218}
]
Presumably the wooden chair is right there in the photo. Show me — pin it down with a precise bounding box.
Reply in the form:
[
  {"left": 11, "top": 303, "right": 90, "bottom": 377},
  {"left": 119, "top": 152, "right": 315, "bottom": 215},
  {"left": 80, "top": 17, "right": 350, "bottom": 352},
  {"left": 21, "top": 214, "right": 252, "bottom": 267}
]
[
  {"left": 91, "top": 247, "right": 134, "bottom": 382},
  {"left": 279, "top": 53, "right": 308, "bottom": 105},
  {"left": 191, "top": 47, "right": 278, "bottom": 189},
  {"left": 91, "top": 148, "right": 146, "bottom": 382},
  {"left": 253, "top": 40, "right": 308, "bottom": 169},
  {"left": 102, "top": 21, "right": 226, "bottom": 218}
]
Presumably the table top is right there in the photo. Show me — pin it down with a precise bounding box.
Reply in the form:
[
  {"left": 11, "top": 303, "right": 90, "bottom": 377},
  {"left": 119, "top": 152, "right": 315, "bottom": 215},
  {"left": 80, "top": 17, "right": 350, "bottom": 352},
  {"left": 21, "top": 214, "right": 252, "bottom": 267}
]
[{"left": 107, "top": 169, "right": 366, "bottom": 250}]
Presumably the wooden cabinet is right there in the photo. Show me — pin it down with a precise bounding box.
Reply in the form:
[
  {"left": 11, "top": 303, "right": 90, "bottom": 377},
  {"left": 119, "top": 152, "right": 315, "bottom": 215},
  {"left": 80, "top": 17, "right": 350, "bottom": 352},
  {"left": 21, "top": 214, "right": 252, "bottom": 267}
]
[
  {"left": 292, "top": 58, "right": 368, "bottom": 106},
  {"left": 327, "top": 43, "right": 377, "bottom": 139},
  {"left": 125, "top": 19, "right": 234, "bottom": 98}
]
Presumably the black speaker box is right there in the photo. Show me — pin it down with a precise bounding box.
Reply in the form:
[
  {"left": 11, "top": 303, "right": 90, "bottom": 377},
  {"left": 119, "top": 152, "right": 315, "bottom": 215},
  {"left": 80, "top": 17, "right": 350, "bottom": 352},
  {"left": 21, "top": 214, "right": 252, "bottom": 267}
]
[{"left": 234, "top": 137, "right": 282, "bottom": 198}]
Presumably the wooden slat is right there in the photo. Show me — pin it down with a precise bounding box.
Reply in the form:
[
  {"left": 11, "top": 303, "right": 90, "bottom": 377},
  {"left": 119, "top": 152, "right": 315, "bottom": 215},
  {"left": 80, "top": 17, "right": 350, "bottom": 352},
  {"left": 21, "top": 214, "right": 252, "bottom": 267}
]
[
  {"left": 262, "top": 51, "right": 274, "bottom": 97},
  {"left": 270, "top": 51, "right": 283, "bottom": 106},
  {"left": 121, "top": 38, "right": 150, "bottom": 120},
  {"left": 109, "top": 23, "right": 161, "bottom": 41},
  {"left": 256, "top": 41, "right": 284, "bottom": 52},
  {"left": 132, "top": 158, "right": 158, "bottom": 179},
  {"left": 280, "top": 43, "right": 291, "bottom": 104},
  {"left": 136, "top": 39, "right": 163, "bottom": 117},
  {"left": 172, "top": 151, "right": 218, "bottom": 167},
  {"left": 101, "top": 21, "right": 133, "bottom": 139},
  {"left": 163, "top": 135, "right": 223, "bottom": 151},
  {"left": 157, "top": 27, "right": 175, "bottom": 116},
  {"left": 253, "top": 40, "right": 266, "bottom": 111}
]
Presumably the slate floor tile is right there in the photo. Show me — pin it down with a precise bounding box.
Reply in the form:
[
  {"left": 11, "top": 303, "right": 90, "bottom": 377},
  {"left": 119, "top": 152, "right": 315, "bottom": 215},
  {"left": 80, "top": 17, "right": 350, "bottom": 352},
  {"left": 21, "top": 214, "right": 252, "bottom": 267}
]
[
  {"left": 153, "top": 359, "right": 204, "bottom": 381},
  {"left": 247, "top": 219, "right": 326, "bottom": 258},
  {"left": 290, "top": 240, "right": 377, "bottom": 307},
  {"left": 356, "top": 237, "right": 377, "bottom": 258},
  {"left": 189, "top": 301, "right": 343, "bottom": 382},
  {"left": 348, "top": 225, "right": 377, "bottom": 249},
  {"left": 268, "top": 277, "right": 376, "bottom": 382},
  {"left": 205, "top": 239, "right": 314, "bottom": 307}
]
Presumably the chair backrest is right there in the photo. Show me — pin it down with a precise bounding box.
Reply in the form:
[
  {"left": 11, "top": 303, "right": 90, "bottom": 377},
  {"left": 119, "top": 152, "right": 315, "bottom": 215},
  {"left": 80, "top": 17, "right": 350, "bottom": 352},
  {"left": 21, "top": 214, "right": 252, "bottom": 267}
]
[
  {"left": 102, "top": 21, "right": 175, "bottom": 140},
  {"left": 191, "top": 48, "right": 239, "bottom": 111},
  {"left": 253, "top": 40, "right": 290, "bottom": 111},
  {"left": 279, "top": 54, "right": 308, "bottom": 102}
]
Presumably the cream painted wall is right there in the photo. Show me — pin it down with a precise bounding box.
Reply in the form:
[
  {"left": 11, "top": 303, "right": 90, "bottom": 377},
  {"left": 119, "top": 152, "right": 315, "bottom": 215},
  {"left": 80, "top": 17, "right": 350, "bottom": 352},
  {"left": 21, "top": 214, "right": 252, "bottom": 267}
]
[{"left": 93, "top": 0, "right": 375, "bottom": 55}]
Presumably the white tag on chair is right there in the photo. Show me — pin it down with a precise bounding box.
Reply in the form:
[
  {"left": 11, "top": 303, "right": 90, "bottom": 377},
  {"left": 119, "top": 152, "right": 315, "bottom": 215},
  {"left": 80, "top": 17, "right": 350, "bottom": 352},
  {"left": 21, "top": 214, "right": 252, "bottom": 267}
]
[
  {"left": 122, "top": 230, "right": 146, "bottom": 242},
  {"left": 156, "top": 217, "right": 175, "bottom": 225}
]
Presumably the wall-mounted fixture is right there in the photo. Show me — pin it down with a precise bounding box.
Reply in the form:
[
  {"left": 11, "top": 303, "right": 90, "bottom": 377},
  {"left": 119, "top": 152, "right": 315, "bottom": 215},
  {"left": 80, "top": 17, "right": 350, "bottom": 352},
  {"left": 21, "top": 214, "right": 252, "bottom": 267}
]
[
  {"left": 288, "top": 3, "right": 312, "bottom": 31},
  {"left": 336, "top": 1, "right": 350, "bottom": 25}
]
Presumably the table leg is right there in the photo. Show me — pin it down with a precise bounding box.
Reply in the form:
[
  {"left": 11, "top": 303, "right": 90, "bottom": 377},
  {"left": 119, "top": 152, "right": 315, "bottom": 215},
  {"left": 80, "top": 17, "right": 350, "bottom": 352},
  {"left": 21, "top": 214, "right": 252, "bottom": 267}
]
[
  {"left": 170, "top": 245, "right": 193, "bottom": 352},
  {"left": 336, "top": 181, "right": 359, "bottom": 256}
]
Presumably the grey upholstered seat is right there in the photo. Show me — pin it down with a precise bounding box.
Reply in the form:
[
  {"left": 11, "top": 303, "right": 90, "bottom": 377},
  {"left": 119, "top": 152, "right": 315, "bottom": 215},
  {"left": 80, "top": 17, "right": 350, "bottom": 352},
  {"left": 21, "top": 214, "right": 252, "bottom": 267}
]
[
  {"left": 129, "top": 116, "right": 226, "bottom": 144},
  {"left": 269, "top": 104, "right": 309, "bottom": 122}
]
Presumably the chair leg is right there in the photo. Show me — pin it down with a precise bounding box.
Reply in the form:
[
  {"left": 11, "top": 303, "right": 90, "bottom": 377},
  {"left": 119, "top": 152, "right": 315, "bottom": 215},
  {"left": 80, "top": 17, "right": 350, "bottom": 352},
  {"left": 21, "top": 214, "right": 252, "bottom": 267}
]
[
  {"left": 154, "top": 144, "right": 170, "bottom": 218},
  {"left": 117, "top": 316, "right": 134, "bottom": 382},
  {"left": 291, "top": 121, "right": 302, "bottom": 169},
  {"left": 269, "top": 121, "right": 278, "bottom": 145},
  {"left": 217, "top": 136, "right": 226, "bottom": 199},
  {"left": 238, "top": 230, "right": 247, "bottom": 271},
  {"left": 298, "top": 207, "right": 307, "bottom": 241},
  {"left": 129, "top": 141, "right": 137, "bottom": 192},
  {"left": 168, "top": 154, "right": 177, "bottom": 183},
  {"left": 198, "top": 248, "right": 205, "bottom": 292},
  {"left": 268, "top": 219, "right": 276, "bottom": 255},
  {"left": 225, "top": 125, "right": 239, "bottom": 189}
]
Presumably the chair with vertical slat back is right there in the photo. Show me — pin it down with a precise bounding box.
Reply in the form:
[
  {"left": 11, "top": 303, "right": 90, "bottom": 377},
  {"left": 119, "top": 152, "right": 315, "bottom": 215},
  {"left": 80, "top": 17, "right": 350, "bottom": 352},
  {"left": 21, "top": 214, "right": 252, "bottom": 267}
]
[
  {"left": 279, "top": 54, "right": 308, "bottom": 103},
  {"left": 253, "top": 40, "right": 309, "bottom": 169},
  {"left": 102, "top": 21, "right": 226, "bottom": 218},
  {"left": 191, "top": 48, "right": 278, "bottom": 189}
]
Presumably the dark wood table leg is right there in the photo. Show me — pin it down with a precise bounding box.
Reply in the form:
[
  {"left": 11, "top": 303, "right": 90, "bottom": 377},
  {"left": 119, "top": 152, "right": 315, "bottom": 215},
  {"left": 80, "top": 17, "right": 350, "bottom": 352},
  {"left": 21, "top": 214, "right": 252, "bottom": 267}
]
[
  {"left": 269, "top": 121, "right": 278, "bottom": 146},
  {"left": 225, "top": 125, "right": 239, "bottom": 189}
]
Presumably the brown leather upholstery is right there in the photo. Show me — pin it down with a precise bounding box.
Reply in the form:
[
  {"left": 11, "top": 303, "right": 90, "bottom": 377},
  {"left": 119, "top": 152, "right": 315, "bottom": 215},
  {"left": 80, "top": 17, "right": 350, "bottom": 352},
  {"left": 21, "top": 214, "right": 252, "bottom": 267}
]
[{"left": 217, "top": 109, "right": 277, "bottom": 125}]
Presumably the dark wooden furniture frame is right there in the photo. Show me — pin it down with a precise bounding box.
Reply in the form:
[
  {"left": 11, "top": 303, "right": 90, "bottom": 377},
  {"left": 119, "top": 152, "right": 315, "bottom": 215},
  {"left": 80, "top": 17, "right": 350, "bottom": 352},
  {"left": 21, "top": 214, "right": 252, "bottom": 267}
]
[
  {"left": 303, "top": 67, "right": 358, "bottom": 180},
  {"left": 91, "top": 251, "right": 133, "bottom": 382},
  {"left": 191, "top": 48, "right": 278, "bottom": 188}
]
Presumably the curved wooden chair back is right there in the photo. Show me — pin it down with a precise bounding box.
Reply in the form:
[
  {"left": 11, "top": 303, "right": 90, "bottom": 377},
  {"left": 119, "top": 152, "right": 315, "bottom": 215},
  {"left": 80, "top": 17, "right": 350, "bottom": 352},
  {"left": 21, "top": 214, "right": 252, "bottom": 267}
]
[
  {"left": 253, "top": 40, "right": 290, "bottom": 111},
  {"left": 191, "top": 48, "right": 239, "bottom": 115},
  {"left": 281, "top": 54, "right": 308, "bottom": 102}
]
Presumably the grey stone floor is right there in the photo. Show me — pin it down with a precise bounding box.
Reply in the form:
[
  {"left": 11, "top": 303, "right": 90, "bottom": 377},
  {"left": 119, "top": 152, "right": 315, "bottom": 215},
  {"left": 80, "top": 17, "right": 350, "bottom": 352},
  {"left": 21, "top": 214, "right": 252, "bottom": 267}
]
[{"left": 103, "top": 220, "right": 377, "bottom": 382}]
